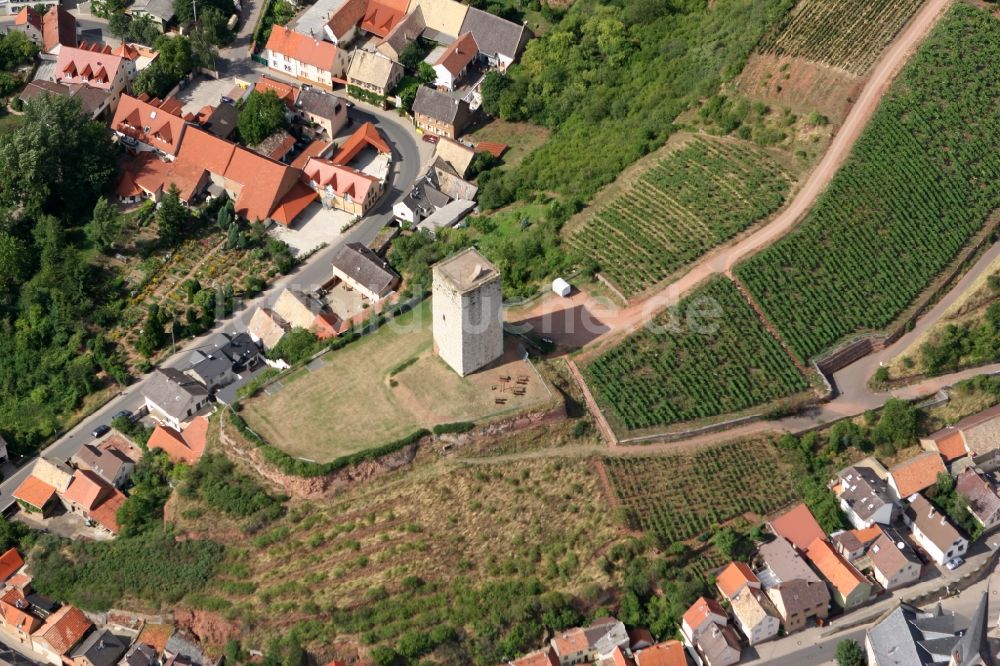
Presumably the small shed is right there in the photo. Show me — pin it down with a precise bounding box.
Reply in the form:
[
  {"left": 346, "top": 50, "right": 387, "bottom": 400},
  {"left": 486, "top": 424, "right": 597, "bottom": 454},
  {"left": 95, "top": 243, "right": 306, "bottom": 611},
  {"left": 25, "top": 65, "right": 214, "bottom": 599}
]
[{"left": 552, "top": 278, "right": 572, "bottom": 297}]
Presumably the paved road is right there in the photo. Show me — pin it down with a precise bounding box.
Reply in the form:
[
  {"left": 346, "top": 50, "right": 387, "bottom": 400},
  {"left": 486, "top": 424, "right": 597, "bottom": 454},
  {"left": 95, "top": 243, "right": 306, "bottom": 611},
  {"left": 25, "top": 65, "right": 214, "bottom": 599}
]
[{"left": 0, "top": 79, "right": 426, "bottom": 509}]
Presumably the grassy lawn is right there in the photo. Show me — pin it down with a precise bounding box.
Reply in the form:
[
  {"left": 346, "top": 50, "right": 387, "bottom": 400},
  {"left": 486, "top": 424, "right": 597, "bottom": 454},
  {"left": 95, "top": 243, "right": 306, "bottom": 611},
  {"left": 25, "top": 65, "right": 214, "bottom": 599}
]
[
  {"left": 0, "top": 110, "right": 24, "bottom": 136},
  {"left": 241, "top": 302, "right": 550, "bottom": 461},
  {"left": 469, "top": 120, "right": 550, "bottom": 171}
]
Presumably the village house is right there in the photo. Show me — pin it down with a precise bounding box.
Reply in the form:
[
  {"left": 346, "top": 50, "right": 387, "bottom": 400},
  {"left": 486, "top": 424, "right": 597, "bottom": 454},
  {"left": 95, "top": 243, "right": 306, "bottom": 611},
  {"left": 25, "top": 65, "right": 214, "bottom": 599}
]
[
  {"left": 458, "top": 6, "right": 529, "bottom": 70},
  {"left": 303, "top": 158, "right": 382, "bottom": 214},
  {"left": 265, "top": 25, "right": 350, "bottom": 89},
  {"left": 834, "top": 465, "right": 896, "bottom": 529},
  {"left": 295, "top": 86, "right": 349, "bottom": 137},
  {"left": 756, "top": 536, "right": 830, "bottom": 633},
  {"left": 408, "top": 0, "right": 468, "bottom": 38},
  {"left": 255, "top": 74, "right": 299, "bottom": 110},
  {"left": 330, "top": 242, "right": 400, "bottom": 302},
  {"left": 147, "top": 415, "right": 209, "bottom": 465},
  {"left": 126, "top": 0, "right": 174, "bottom": 31},
  {"left": 12, "top": 458, "right": 72, "bottom": 516},
  {"left": 865, "top": 591, "right": 988, "bottom": 666},
  {"left": 432, "top": 31, "right": 477, "bottom": 90},
  {"left": 715, "top": 561, "right": 759, "bottom": 600},
  {"left": 902, "top": 494, "right": 968, "bottom": 565},
  {"left": 633, "top": 641, "right": 687, "bottom": 666},
  {"left": 0, "top": 585, "right": 43, "bottom": 646},
  {"left": 393, "top": 175, "right": 451, "bottom": 224},
  {"left": 550, "top": 617, "right": 629, "bottom": 666},
  {"left": 111, "top": 94, "right": 187, "bottom": 158},
  {"left": 247, "top": 308, "right": 292, "bottom": 350},
  {"left": 122, "top": 643, "right": 159, "bottom": 666},
  {"left": 433, "top": 157, "right": 478, "bottom": 200},
  {"left": 347, "top": 49, "right": 403, "bottom": 101},
  {"left": 143, "top": 368, "right": 211, "bottom": 430},
  {"left": 956, "top": 469, "right": 1000, "bottom": 530},
  {"left": 184, "top": 332, "right": 262, "bottom": 393},
  {"left": 70, "top": 628, "right": 129, "bottom": 666},
  {"left": 70, "top": 444, "right": 134, "bottom": 488},
  {"left": 0, "top": 549, "right": 23, "bottom": 584},
  {"left": 270, "top": 288, "right": 345, "bottom": 338},
  {"left": 921, "top": 403, "right": 1000, "bottom": 465},
  {"left": 19, "top": 79, "right": 110, "bottom": 119},
  {"left": 729, "top": 587, "right": 780, "bottom": 645},
  {"left": 887, "top": 451, "right": 948, "bottom": 501},
  {"left": 412, "top": 85, "right": 473, "bottom": 138},
  {"left": 251, "top": 130, "right": 297, "bottom": 162},
  {"left": 831, "top": 525, "right": 883, "bottom": 561},
  {"left": 12, "top": 5, "right": 76, "bottom": 53},
  {"left": 680, "top": 598, "right": 740, "bottom": 666},
  {"left": 32, "top": 605, "right": 94, "bottom": 665},
  {"left": 60, "top": 469, "right": 126, "bottom": 535},
  {"left": 768, "top": 502, "right": 826, "bottom": 552},
  {"left": 415, "top": 197, "right": 476, "bottom": 235},
  {"left": 54, "top": 42, "right": 136, "bottom": 113},
  {"left": 865, "top": 526, "right": 923, "bottom": 591},
  {"left": 434, "top": 136, "right": 476, "bottom": 177},
  {"left": 376, "top": 6, "right": 425, "bottom": 60},
  {"left": 805, "top": 538, "right": 873, "bottom": 609}
]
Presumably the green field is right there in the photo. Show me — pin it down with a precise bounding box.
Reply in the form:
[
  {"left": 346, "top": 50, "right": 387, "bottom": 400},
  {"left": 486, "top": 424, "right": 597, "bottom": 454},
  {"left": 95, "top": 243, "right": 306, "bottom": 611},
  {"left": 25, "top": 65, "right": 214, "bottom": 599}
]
[
  {"left": 583, "top": 278, "right": 808, "bottom": 432},
  {"left": 757, "top": 0, "right": 924, "bottom": 74},
  {"left": 605, "top": 439, "right": 798, "bottom": 545},
  {"left": 737, "top": 5, "right": 1000, "bottom": 362},
  {"left": 569, "top": 136, "right": 793, "bottom": 297},
  {"left": 241, "top": 303, "right": 548, "bottom": 461}
]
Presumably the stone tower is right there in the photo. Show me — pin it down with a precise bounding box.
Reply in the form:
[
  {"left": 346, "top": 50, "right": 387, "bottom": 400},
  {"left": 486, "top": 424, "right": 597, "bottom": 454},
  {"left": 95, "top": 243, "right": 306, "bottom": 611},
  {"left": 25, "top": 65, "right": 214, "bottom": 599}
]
[{"left": 432, "top": 248, "right": 503, "bottom": 376}]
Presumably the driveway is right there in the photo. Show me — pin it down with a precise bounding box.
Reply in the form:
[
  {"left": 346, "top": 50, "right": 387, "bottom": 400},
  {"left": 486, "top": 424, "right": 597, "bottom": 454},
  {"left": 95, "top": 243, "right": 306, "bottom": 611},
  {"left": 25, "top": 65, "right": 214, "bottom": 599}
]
[{"left": 269, "top": 202, "right": 355, "bottom": 256}]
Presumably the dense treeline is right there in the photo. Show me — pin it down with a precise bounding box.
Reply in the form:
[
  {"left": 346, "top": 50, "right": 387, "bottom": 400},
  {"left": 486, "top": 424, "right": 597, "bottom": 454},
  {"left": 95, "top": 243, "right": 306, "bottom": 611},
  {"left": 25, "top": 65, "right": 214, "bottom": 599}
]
[
  {"left": 0, "top": 95, "right": 120, "bottom": 451},
  {"left": 478, "top": 0, "right": 793, "bottom": 208}
]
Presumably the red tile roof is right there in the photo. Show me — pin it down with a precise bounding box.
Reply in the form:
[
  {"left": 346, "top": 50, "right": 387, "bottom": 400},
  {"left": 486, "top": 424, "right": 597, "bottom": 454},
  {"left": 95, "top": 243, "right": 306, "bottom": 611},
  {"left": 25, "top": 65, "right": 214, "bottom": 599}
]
[
  {"left": 55, "top": 45, "right": 124, "bottom": 90},
  {"left": 769, "top": 502, "right": 826, "bottom": 551},
  {"left": 271, "top": 181, "right": 318, "bottom": 226},
  {"left": 255, "top": 75, "right": 299, "bottom": 109},
  {"left": 42, "top": 6, "right": 77, "bottom": 52},
  {"left": 889, "top": 452, "right": 947, "bottom": 499},
  {"left": 291, "top": 139, "right": 332, "bottom": 169},
  {"left": 228, "top": 147, "right": 300, "bottom": 222},
  {"left": 62, "top": 469, "right": 112, "bottom": 511},
  {"left": 551, "top": 627, "right": 588, "bottom": 656},
  {"left": 89, "top": 489, "right": 126, "bottom": 534},
  {"left": 148, "top": 416, "right": 208, "bottom": 465},
  {"left": 510, "top": 647, "right": 559, "bottom": 666},
  {"left": 36, "top": 605, "right": 93, "bottom": 656},
  {"left": 0, "top": 548, "right": 24, "bottom": 583},
  {"left": 174, "top": 125, "right": 235, "bottom": 178},
  {"left": 436, "top": 32, "right": 478, "bottom": 77},
  {"left": 326, "top": 0, "right": 367, "bottom": 39},
  {"left": 112, "top": 94, "right": 188, "bottom": 156},
  {"left": 682, "top": 596, "right": 726, "bottom": 633},
  {"left": 303, "top": 158, "right": 378, "bottom": 203},
  {"left": 806, "top": 537, "right": 869, "bottom": 599},
  {"left": 13, "top": 475, "right": 56, "bottom": 510},
  {"left": 361, "top": 0, "right": 407, "bottom": 37},
  {"left": 0, "top": 588, "right": 42, "bottom": 635},
  {"left": 935, "top": 431, "right": 968, "bottom": 462},
  {"left": 331, "top": 121, "right": 391, "bottom": 165},
  {"left": 715, "top": 561, "right": 758, "bottom": 599},
  {"left": 265, "top": 25, "right": 340, "bottom": 71},
  {"left": 635, "top": 641, "right": 687, "bottom": 666},
  {"left": 15, "top": 7, "right": 41, "bottom": 31},
  {"left": 476, "top": 141, "right": 508, "bottom": 158}
]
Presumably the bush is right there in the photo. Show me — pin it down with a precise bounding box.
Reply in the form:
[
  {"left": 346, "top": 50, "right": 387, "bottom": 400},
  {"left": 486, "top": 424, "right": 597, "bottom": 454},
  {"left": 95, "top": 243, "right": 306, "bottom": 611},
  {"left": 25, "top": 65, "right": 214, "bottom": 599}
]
[
  {"left": 432, "top": 422, "right": 475, "bottom": 435},
  {"left": 185, "top": 453, "right": 284, "bottom": 520}
]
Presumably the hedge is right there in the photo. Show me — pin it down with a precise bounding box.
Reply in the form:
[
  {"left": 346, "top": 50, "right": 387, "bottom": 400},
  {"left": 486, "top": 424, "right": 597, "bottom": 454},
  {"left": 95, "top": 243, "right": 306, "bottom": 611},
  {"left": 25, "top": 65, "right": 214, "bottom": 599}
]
[
  {"left": 348, "top": 84, "right": 386, "bottom": 107},
  {"left": 229, "top": 408, "right": 429, "bottom": 478},
  {"left": 432, "top": 422, "right": 475, "bottom": 435}
]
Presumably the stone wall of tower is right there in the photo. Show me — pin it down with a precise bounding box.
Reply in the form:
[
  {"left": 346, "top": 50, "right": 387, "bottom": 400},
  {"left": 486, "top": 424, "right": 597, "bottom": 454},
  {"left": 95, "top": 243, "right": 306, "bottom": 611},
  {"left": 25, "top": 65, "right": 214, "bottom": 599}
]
[{"left": 432, "top": 270, "right": 503, "bottom": 376}]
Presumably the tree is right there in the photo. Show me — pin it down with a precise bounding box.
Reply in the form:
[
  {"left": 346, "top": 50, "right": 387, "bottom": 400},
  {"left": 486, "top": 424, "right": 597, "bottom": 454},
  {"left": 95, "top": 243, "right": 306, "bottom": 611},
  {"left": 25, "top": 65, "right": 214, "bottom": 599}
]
[
  {"left": 480, "top": 71, "right": 510, "bottom": 117},
  {"left": 872, "top": 398, "right": 918, "bottom": 451},
  {"left": 828, "top": 420, "right": 867, "bottom": 454},
  {"left": 0, "top": 94, "right": 117, "bottom": 222},
  {"left": 836, "top": 639, "right": 865, "bottom": 666},
  {"left": 156, "top": 185, "right": 187, "bottom": 245},
  {"left": 238, "top": 90, "right": 288, "bottom": 145},
  {"left": 417, "top": 61, "right": 436, "bottom": 84},
  {"left": 136, "top": 304, "right": 168, "bottom": 357},
  {"left": 267, "top": 328, "right": 318, "bottom": 364},
  {"left": 189, "top": 21, "right": 220, "bottom": 71},
  {"left": 108, "top": 12, "right": 131, "bottom": 39},
  {"left": 86, "top": 198, "right": 123, "bottom": 252},
  {"left": 174, "top": 0, "right": 235, "bottom": 25},
  {"left": 0, "top": 31, "right": 39, "bottom": 70},
  {"left": 398, "top": 37, "right": 429, "bottom": 70},
  {"left": 710, "top": 526, "right": 751, "bottom": 560}
]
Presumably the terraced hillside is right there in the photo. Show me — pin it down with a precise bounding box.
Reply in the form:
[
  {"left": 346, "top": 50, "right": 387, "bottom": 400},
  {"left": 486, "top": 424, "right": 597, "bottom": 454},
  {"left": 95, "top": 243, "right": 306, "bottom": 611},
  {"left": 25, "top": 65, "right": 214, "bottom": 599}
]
[
  {"left": 758, "top": 0, "right": 925, "bottom": 74},
  {"left": 737, "top": 4, "right": 1000, "bottom": 362},
  {"left": 569, "top": 136, "right": 793, "bottom": 298},
  {"left": 583, "top": 278, "right": 808, "bottom": 432}
]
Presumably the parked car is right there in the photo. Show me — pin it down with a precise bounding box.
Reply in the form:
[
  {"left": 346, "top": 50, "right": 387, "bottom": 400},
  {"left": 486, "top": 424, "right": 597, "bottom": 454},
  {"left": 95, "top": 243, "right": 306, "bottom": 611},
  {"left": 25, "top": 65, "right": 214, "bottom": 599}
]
[
  {"left": 112, "top": 409, "right": 133, "bottom": 422},
  {"left": 422, "top": 134, "right": 439, "bottom": 144},
  {"left": 945, "top": 556, "right": 964, "bottom": 570},
  {"left": 91, "top": 424, "right": 111, "bottom": 438},
  {"left": 221, "top": 96, "right": 235, "bottom": 105}
]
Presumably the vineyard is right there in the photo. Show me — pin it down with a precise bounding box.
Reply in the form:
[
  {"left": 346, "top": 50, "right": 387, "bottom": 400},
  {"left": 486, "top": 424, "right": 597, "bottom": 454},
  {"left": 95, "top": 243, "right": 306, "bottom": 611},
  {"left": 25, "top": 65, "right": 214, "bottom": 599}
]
[
  {"left": 605, "top": 440, "right": 798, "bottom": 544},
  {"left": 757, "top": 0, "right": 924, "bottom": 75},
  {"left": 583, "top": 278, "right": 808, "bottom": 431},
  {"left": 737, "top": 4, "right": 1000, "bottom": 362},
  {"left": 569, "top": 136, "right": 792, "bottom": 298}
]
